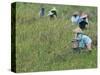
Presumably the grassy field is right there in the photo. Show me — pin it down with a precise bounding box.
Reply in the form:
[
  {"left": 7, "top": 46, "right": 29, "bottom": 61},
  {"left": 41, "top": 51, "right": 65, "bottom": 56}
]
[{"left": 15, "top": 2, "right": 97, "bottom": 72}]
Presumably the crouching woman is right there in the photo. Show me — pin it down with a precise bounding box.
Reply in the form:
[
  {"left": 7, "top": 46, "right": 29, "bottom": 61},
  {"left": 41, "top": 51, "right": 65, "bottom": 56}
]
[
  {"left": 77, "top": 32, "right": 92, "bottom": 52},
  {"left": 72, "top": 27, "right": 92, "bottom": 53}
]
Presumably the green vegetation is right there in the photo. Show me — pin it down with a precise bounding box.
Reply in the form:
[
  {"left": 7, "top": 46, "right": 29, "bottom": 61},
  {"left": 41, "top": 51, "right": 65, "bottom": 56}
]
[{"left": 15, "top": 2, "right": 97, "bottom": 72}]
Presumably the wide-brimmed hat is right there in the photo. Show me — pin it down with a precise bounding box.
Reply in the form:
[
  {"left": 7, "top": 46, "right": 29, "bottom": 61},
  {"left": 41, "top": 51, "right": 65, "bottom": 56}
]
[
  {"left": 73, "top": 27, "right": 83, "bottom": 33},
  {"left": 51, "top": 7, "right": 57, "bottom": 11},
  {"left": 73, "top": 12, "right": 79, "bottom": 15},
  {"left": 81, "top": 14, "right": 88, "bottom": 18}
]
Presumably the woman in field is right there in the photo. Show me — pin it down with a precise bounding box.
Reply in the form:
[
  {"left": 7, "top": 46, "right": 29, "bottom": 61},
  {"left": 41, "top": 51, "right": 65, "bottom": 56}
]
[
  {"left": 78, "top": 13, "right": 89, "bottom": 30},
  {"left": 48, "top": 7, "right": 57, "bottom": 19},
  {"left": 71, "top": 12, "right": 80, "bottom": 25},
  {"left": 72, "top": 27, "right": 92, "bottom": 53},
  {"left": 39, "top": 7, "right": 45, "bottom": 17}
]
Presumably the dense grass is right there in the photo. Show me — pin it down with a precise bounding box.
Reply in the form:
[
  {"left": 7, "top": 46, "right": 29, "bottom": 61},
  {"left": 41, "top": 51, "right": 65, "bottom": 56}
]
[{"left": 15, "top": 2, "right": 97, "bottom": 72}]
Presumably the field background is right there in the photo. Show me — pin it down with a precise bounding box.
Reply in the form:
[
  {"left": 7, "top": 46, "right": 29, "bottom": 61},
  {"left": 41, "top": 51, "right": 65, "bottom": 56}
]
[{"left": 14, "top": 2, "right": 97, "bottom": 72}]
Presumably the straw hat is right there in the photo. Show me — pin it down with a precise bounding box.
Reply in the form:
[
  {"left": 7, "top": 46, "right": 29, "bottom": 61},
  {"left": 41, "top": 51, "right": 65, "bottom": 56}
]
[
  {"left": 81, "top": 14, "right": 88, "bottom": 18},
  {"left": 73, "top": 11, "right": 79, "bottom": 15},
  {"left": 73, "top": 27, "right": 83, "bottom": 33},
  {"left": 51, "top": 7, "right": 57, "bottom": 11}
]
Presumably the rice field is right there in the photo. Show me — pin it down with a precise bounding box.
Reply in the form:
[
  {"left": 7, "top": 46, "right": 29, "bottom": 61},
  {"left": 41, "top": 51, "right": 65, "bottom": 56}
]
[{"left": 12, "top": 2, "right": 97, "bottom": 72}]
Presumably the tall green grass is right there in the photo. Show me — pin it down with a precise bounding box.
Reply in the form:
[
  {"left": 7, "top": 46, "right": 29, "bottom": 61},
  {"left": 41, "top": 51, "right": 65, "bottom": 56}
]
[{"left": 15, "top": 2, "right": 97, "bottom": 72}]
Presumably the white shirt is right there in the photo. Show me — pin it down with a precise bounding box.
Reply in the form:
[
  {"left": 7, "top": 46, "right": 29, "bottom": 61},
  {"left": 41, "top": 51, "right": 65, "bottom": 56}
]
[{"left": 71, "top": 15, "right": 80, "bottom": 24}]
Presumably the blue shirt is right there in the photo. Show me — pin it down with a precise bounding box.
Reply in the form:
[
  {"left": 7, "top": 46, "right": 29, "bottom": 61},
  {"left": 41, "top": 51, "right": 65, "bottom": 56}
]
[{"left": 77, "top": 34, "right": 92, "bottom": 48}]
